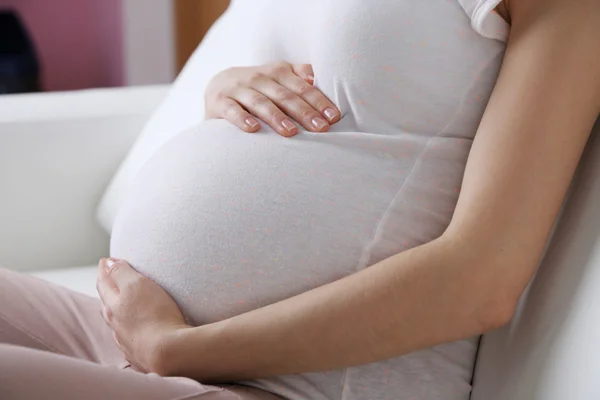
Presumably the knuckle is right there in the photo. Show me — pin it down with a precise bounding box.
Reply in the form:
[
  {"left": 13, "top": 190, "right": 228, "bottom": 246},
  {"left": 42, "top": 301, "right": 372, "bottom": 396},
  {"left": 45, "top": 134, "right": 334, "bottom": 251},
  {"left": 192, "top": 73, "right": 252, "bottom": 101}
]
[
  {"left": 275, "top": 88, "right": 296, "bottom": 103},
  {"left": 270, "top": 62, "right": 290, "bottom": 78},
  {"left": 250, "top": 94, "right": 267, "bottom": 107},
  {"left": 246, "top": 71, "right": 264, "bottom": 84},
  {"left": 272, "top": 111, "right": 288, "bottom": 124},
  {"left": 313, "top": 98, "right": 329, "bottom": 110},
  {"left": 300, "top": 107, "right": 317, "bottom": 121},
  {"left": 223, "top": 104, "right": 240, "bottom": 119},
  {"left": 105, "top": 307, "right": 114, "bottom": 321},
  {"left": 107, "top": 265, "right": 120, "bottom": 278},
  {"left": 296, "top": 84, "right": 315, "bottom": 97}
]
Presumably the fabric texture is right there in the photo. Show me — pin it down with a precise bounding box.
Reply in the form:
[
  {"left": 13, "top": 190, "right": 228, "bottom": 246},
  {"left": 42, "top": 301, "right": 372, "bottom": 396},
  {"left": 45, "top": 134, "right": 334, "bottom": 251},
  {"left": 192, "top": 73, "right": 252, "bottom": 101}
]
[
  {"left": 0, "top": 267, "right": 282, "bottom": 400},
  {"left": 108, "top": 1, "right": 510, "bottom": 399}
]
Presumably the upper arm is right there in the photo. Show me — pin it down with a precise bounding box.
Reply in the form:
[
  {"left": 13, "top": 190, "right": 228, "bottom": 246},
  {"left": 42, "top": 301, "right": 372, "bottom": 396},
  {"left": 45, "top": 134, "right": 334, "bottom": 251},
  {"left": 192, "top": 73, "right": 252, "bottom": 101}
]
[{"left": 445, "top": 0, "right": 600, "bottom": 303}]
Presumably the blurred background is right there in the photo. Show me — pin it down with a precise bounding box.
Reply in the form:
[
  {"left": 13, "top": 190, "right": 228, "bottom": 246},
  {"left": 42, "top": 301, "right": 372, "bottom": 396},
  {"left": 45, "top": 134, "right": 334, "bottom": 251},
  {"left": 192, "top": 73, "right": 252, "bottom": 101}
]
[{"left": 0, "top": 0, "right": 230, "bottom": 94}]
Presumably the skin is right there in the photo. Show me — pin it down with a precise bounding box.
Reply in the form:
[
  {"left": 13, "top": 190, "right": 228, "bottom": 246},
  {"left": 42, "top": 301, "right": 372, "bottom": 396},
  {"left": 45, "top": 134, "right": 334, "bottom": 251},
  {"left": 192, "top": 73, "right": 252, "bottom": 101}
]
[
  {"left": 205, "top": 62, "right": 341, "bottom": 136},
  {"left": 496, "top": 1, "right": 511, "bottom": 24},
  {"left": 97, "top": 0, "right": 600, "bottom": 383}
]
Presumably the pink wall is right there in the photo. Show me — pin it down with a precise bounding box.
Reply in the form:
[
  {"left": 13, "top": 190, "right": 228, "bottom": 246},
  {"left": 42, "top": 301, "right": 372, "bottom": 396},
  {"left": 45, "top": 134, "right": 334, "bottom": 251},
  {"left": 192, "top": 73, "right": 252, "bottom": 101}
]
[{"left": 0, "top": 0, "right": 124, "bottom": 91}]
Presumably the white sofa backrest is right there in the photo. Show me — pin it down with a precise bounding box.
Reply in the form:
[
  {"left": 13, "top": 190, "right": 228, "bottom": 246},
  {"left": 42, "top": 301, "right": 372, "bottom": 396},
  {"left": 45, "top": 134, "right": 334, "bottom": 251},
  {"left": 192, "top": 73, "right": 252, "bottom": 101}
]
[{"left": 0, "top": 86, "right": 168, "bottom": 271}]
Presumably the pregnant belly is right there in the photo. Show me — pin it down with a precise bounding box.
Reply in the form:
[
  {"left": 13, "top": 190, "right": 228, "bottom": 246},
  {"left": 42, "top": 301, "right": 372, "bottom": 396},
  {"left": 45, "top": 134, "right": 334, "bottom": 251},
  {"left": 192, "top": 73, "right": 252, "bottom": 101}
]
[{"left": 110, "top": 119, "right": 466, "bottom": 325}]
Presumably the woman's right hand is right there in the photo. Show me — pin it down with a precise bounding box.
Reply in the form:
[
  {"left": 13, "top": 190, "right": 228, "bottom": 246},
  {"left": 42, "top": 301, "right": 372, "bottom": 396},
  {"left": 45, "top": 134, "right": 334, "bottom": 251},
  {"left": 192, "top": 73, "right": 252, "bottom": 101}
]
[{"left": 204, "top": 62, "right": 340, "bottom": 137}]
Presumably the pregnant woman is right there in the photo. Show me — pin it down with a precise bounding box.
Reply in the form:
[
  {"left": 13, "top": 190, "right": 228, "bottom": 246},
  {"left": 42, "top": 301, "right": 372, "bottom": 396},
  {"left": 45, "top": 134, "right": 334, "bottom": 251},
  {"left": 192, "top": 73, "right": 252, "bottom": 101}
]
[{"left": 1, "top": 0, "right": 599, "bottom": 399}]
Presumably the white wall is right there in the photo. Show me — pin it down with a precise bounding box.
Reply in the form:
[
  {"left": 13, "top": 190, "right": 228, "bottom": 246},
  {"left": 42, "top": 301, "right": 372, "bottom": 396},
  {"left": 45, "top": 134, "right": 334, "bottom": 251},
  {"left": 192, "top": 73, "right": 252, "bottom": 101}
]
[{"left": 122, "top": 0, "right": 176, "bottom": 86}]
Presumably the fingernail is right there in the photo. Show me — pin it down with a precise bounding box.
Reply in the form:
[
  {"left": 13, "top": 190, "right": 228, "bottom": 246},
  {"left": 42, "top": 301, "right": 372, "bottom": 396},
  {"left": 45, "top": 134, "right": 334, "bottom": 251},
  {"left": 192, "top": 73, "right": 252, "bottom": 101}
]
[
  {"left": 281, "top": 119, "right": 297, "bottom": 133},
  {"left": 311, "top": 117, "right": 328, "bottom": 131},
  {"left": 245, "top": 117, "right": 259, "bottom": 129},
  {"left": 323, "top": 108, "right": 338, "bottom": 122},
  {"left": 307, "top": 74, "right": 315, "bottom": 82}
]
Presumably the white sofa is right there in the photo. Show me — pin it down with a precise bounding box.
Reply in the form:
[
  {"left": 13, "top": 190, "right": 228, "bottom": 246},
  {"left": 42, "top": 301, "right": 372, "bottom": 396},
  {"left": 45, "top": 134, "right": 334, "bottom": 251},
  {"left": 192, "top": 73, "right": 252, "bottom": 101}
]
[
  {"left": 0, "top": 86, "right": 599, "bottom": 399},
  {"left": 0, "top": 86, "right": 169, "bottom": 296}
]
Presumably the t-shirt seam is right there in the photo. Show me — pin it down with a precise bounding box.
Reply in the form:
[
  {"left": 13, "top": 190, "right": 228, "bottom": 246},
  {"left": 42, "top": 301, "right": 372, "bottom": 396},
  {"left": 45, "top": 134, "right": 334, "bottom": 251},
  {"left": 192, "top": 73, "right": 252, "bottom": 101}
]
[
  {"left": 353, "top": 134, "right": 436, "bottom": 274},
  {"left": 342, "top": 135, "right": 436, "bottom": 399}
]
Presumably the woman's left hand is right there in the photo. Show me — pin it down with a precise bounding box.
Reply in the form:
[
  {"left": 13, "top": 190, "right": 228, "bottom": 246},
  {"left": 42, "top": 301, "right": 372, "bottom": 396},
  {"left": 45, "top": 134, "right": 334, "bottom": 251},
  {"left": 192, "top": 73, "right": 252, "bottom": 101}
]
[{"left": 96, "top": 258, "right": 190, "bottom": 374}]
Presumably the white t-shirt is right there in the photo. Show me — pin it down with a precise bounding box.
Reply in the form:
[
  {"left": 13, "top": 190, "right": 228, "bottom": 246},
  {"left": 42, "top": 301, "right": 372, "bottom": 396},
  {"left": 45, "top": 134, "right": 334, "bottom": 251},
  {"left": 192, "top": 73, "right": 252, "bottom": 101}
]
[{"left": 111, "top": 1, "right": 510, "bottom": 399}]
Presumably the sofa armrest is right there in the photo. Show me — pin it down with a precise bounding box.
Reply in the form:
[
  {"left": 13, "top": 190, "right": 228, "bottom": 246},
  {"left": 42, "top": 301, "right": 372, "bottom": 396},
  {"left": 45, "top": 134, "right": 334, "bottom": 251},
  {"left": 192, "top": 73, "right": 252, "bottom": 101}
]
[{"left": 0, "top": 85, "right": 169, "bottom": 272}]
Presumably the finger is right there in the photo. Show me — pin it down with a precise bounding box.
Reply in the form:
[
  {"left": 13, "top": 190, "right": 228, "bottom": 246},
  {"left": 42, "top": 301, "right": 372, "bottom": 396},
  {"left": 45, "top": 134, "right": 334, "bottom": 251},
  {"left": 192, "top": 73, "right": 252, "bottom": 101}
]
[
  {"left": 234, "top": 88, "right": 299, "bottom": 137},
  {"left": 278, "top": 70, "right": 340, "bottom": 124},
  {"left": 105, "top": 258, "right": 141, "bottom": 291},
  {"left": 97, "top": 258, "right": 119, "bottom": 306},
  {"left": 217, "top": 97, "right": 261, "bottom": 132},
  {"left": 252, "top": 78, "right": 329, "bottom": 133},
  {"left": 291, "top": 63, "right": 314, "bottom": 84}
]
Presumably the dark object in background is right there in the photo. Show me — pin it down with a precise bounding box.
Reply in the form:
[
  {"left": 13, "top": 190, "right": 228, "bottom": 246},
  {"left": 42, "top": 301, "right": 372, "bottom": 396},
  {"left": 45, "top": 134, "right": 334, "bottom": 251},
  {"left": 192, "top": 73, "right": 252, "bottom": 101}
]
[{"left": 0, "top": 11, "right": 41, "bottom": 94}]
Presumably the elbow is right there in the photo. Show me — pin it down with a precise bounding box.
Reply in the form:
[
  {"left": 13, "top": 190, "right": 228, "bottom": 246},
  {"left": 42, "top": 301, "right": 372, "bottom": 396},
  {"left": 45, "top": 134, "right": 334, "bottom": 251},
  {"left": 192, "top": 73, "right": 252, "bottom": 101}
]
[
  {"left": 475, "top": 288, "right": 520, "bottom": 332},
  {"left": 479, "top": 299, "right": 516, "bottom": 332},
  {"left": 438, "top": 234, "right": 532, "bottom": 333},
  {"left": 467, "top": 262, "right": 524, "bottom": 332},
  {"left": 472, "top": 262, "right": 533, "bottom": 332}
]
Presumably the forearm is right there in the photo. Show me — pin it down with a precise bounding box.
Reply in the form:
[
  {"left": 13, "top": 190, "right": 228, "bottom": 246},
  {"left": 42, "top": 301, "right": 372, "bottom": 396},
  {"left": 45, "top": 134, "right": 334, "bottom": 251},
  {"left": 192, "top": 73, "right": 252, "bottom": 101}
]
[{"left": 165, "top": 235, "right": 506, "bottom": 382}]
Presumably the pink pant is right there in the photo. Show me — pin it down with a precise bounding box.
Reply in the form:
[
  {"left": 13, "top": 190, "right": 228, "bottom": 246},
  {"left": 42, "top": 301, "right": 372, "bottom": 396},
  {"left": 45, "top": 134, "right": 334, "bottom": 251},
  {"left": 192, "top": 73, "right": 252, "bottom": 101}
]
[{"left": 0, "top": 267, "right": 282, "bottom": 400}]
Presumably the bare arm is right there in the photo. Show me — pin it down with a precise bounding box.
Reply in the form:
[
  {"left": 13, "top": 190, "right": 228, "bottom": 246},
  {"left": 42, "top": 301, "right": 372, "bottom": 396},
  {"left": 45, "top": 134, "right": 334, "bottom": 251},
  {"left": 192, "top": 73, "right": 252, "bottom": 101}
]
[{"left": 162, "top": 0, "right": 600, "bottom": 382}]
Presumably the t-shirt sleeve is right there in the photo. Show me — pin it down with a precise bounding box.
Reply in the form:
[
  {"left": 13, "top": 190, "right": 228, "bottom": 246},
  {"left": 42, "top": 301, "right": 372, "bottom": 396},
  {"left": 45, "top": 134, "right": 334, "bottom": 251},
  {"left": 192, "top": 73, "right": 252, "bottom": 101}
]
[{"left": 457, "top": 0, "right": 510, "bottom": 42}]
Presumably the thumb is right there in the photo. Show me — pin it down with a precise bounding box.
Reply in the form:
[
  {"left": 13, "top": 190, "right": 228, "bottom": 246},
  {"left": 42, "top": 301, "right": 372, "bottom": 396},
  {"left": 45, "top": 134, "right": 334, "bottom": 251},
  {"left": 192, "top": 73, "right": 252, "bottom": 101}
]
[
  {"left": 292, "top": 64, "right": 314, "bottom": 84},
  {"left": 106, "top": 258, "right": 140, "bottom": 289}
]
